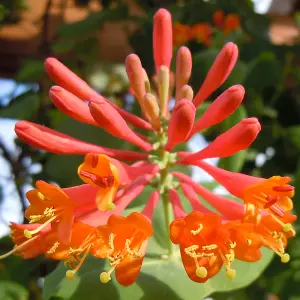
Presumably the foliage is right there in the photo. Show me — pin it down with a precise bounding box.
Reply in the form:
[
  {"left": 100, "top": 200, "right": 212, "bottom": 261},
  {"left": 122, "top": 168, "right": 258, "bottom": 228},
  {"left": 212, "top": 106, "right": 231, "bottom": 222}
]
[{"left": 0, "top": 0, "right": 299, "bottom": 299}]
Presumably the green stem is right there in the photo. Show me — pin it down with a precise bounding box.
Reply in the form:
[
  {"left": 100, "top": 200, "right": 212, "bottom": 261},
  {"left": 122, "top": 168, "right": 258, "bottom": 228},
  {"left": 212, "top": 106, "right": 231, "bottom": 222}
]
[{"left": 162, "top": 187, "right": 173, "bottom": 257}]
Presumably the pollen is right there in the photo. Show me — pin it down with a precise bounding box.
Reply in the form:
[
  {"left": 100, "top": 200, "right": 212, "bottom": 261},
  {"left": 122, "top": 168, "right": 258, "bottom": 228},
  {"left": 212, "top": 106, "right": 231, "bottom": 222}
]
[
  {"left": 106, "top": 203, "right": 115, "bottom": 211},
  {"left": 226, "top": 269, "right": 236, "bottom": 279},
  {"left": 47, "top": 242, "right": 60, "bottom": 254},
  {"left": 281, "top": 253, "right": 290, "bottom": 263},
  {"left": 100, "top": 272, "right": 111, "bottom": 283},
  {"left": 37, "top": 192, "right": 45, "bottom": 200},
  {"left": 202, "top": 244, "right": 217, "bottom": 251},
  {"left": 283, "top": 223, "right": 292, "bottom": 233},
  {"left": 190, "top": 224, "right": 203, "bottom": 235},
  {"left": 66, "top": 270, "right": 75, "bottom": 280},
  {"left": 247, "top": 239, "right": 252, "bottom": 245},
  {"left": 196, "top": 267, "right": 207, "bottom": 278},
  {"left": 24, "top": 230, "right": 32, "bottom": 239}
]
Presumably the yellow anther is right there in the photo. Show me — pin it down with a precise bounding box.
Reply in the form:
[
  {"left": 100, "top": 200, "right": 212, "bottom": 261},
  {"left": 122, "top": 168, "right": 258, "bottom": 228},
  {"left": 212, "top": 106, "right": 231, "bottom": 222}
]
[
  {"left": 106, "top": 202, "right": 115, "bottom": 211},
  {"left": 47, "top": 242, "right": 60, "bottom": 254},
  {"left": 247, "top": 239, "right": 252, "bottom": 245},
  {"left": 196, "top": 267, "right": 207, "bottom": 278},
  {"left": 283, "top": 223, "right": 292, "bottom": 233},
  {"left": 191, "top": 224, "right": 203, "bottom": 235},
  {"left": 226, "top": 269, "right": 236, "bottom": 280},
  {"left": 230, "top": 242, "right": 236, "bottom": 249},
  {"left": 100, "top": 272, "right": 111, "bottom": 283},
  {"left": 281, "top": 253, "right": 290, "bottom": 263},
  {"left": 202, "top": 244, "right": 217, "bottom": 251},
  {"left": 24, "top": 230, "right": 32, "bottom": 239},
  {"left": 37, "top": 192, "right": 45, "bottom": 200},
  {"left": 108, "top": 233, "right": 115, "bottom": 251},
  {"left": 125, "top": 239, "right": 142, "bottom": 258},
  {"left": 66, "top": 270, "right": 75, "bottom": 280}
]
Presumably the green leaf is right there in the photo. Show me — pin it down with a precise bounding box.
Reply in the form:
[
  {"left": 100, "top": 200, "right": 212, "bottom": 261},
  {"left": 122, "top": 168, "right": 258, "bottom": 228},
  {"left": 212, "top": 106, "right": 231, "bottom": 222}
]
[
  {"left": 286, "top": 126, "right": 300, "bottom": 152},
  {"left": 15, "top": 59, "right": 45, "bottom": 82},
  {"left": 44, "top": 198, "right": 273, "bottom": 300},
  {"left": 218, "top": 105, "right": 248, "bottom": 172},
  {"left": 43, "top": 247, "right": 273, "bottom": 300},
  {"left": 0, "top": 281, "right": 28, "bottom": 300},
  {"left": 57, "top": 5, "right": 128, "bottom": 38},
  {"left": 243, "top": 52, "right": 281, "bottom": 91},
  {"left": 0, "top": 92, "right": 39, "bottom": 120}
]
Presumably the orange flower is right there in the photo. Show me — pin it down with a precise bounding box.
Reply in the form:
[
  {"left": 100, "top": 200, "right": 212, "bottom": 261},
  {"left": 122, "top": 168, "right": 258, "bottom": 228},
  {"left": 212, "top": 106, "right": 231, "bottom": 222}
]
[
  {"left": 0, "top": 223, "right": 55, "bottom": 259},
  {"left": 78, "top": 153, "right": 120, "bottom": 211},
  {"left": 170, "top": 212, "right": 237, "bottom": 283},
  {"left": 25, "top": 181, "right": 75, "bottom": 245},
  {"left": 191, "top": 23, "right": 213, "bottom": 46},
  {"left": 224, "top": 14, "right": 240, "bottom": 35},
  {"left": 243, "top": 176, "right": 295, "bottom": 230},
  {"left": 213, "top": 10, "right": 225, "bottom": 28},
  {"left": 224, "top": 221, "right": 262, "bottom": 262},
  {"left": 92, "top": 212, "right": 153, "bottom": 286},
  {"left": 244, "top": 208, "right": 296, "bottom": 263},
  {"left": 173, "top": 22, "right": 192, "bottom": 47}
]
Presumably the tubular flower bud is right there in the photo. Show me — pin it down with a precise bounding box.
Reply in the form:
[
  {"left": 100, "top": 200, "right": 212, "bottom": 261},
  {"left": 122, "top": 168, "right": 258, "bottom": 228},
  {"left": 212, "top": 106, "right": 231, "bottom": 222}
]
[
  {"left": 153, "top": 9, "right": 173, "bottom": 71},
  {"left": 143, "top": 93, "right": 161, "bottom": 130},
  {"left": 89, "top": 100, "right": 152, "bottom": 152},
  {"left": 175, "top": 47, "right": 192, "bottom": 102},
  {"left": 181, "top": 118, "right": 261, "bottom": 162},
  {"left": 190, "top": 85, "right": 245, "bottom": 136},
  {"left": 166, "top": 99, "right": 196, "bottom": 150},
  {"left": 193, "top": 42, "right": 238, "bottom": 107},
  {"left": 177, "top": 85, "right": 194, "bottom": 102}
]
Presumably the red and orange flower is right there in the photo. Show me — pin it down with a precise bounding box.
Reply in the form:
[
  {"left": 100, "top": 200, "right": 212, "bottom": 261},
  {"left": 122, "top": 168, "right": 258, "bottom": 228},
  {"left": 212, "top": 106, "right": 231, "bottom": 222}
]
[{"left": 0, "top": 8, "right": 296, "bottom": 287}]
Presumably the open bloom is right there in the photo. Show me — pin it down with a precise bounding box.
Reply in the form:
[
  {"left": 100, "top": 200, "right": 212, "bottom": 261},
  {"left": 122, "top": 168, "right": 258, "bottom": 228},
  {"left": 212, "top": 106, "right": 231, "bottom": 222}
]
[
  {"left": 2, "top": 8, "right": 296, "bottom": 287},
  {"left": 213, "top": 10, "right": 241, "bottom": 34}
]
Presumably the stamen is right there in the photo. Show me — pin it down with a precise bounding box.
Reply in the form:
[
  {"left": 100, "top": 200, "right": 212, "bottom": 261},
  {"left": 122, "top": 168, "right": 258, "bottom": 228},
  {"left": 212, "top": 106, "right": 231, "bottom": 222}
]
[
  {"left": 269, "top": 204, "right": 284, "bottom": 217},
  {"left": 264, "top": 195, "right": 279, "bottom": 209},
  {"left": 273, "top": 186, "right": 294, "bottom": 192},
  {"left": 91, "top": 154, "right": 98, "bottom": 168},
  {"left": 190, "top": 224, "right": 203, "bottom": 235},
  {"left": 0, "top": 235, "right": 39, "bottom": 259},
  {"left": 65, "top": 244, "right": 91, "bottom": 280},
  {"left": 226, "top": 269, "right": 236, "bottom": 279},
  {"left": 24, "top": 215, "right": 57, "bottom": 238},
  {"left": 47, "top": 242, "right": 60, "bottom": 254},
  {"left": 29, "top": 207, "right": 56, "bottom": 224},
  {"left": 196, "top": 266, "right": 207, "bottom": 278},
  {"left": 79, "top": 171, "right": 114, "bottom": 188},
  {"left": 283, "top": 223, "right": 292, "bottom": 232},
  {"left": 106, "top": 202, "right": 115, "bottom": 211},
  {"left": 202, "top": 244, "right": 217, "bottom": 251},
  {"left": 37, "top": 192, "right": 45, "bottom": 201},
  {"left": 125, "top": 239, "right": 142, "bottom": 258},
  {"left": 100, "top": 266, "right": 116, "bottom": 284},
  {"left": 247, "top": 239, "right": 252, "bottom": 245}
]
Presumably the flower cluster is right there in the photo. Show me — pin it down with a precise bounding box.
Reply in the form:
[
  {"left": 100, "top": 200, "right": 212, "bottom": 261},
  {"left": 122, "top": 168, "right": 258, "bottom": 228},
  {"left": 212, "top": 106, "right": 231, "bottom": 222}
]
[
  {"left": 173, "top": 9, "right": 240, "bottom": 47},
  {"left": 0, "top": 8, "right": 296, "bottom": 286}
]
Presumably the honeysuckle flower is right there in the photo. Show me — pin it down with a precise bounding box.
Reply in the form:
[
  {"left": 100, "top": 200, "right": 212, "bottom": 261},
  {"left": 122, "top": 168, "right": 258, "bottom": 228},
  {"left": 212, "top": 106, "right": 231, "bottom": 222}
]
[
  {"left": 191, "top": 23, "right": 213, "bottom": 46},
  {"left": 212, "top": 10, "right": 241, "bottom": 34},
  {"left": 173, "top": 22, "right": 192, "bottom": 47},
  {"left": 6, "top": 7, "right": 296, "bottom": 287}
]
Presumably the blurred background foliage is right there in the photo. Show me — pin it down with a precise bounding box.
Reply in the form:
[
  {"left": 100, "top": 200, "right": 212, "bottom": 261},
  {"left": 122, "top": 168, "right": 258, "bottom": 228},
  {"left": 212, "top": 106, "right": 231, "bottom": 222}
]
[{"left": 0, "top": 0, "right": 299, "bottom": 299}]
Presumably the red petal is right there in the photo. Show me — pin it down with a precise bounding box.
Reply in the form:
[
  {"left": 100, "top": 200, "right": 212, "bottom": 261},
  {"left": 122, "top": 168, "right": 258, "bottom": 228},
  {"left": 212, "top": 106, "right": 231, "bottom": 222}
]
[
  {"left": 169, "top": 189, "right": 186, "bottom": 219},
  {"left": 166, "top": 99, "right": 196, "bottom": 150},
  {"left": 190, "top": 85, "right": 244, "bottom": 136},
  {"left": 153, "top": 9, "right": 173, "bottom": 71},
  {"left": 45, "top": 58, "right": 152, "bottom": 130},
  {"left": 89, "top": 101, "right": 152, "bottom": 152},
  {"left": 193, "top": 42, "right": 238, "bottom": 107},
  {"left": 15, "top": 121, "right": 147, "bottom": 161},
  {"left": 181, "top": 118, "right": 261, "bottom": 161}
]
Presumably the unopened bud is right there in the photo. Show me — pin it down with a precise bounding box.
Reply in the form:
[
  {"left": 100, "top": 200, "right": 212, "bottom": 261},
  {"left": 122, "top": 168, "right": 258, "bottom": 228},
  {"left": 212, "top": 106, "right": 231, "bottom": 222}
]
[
  {"left": 143, "top": 93, "right": 161, "bottom": 130},
  {"left": 157, "top": 66, "right": 170, "bottom": 117},
  {"left": 142, "top": 69, "right": 151, "bottom": 93},
  {"left": 177, "top": 85, "right": 194, "bottom": 102}
]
